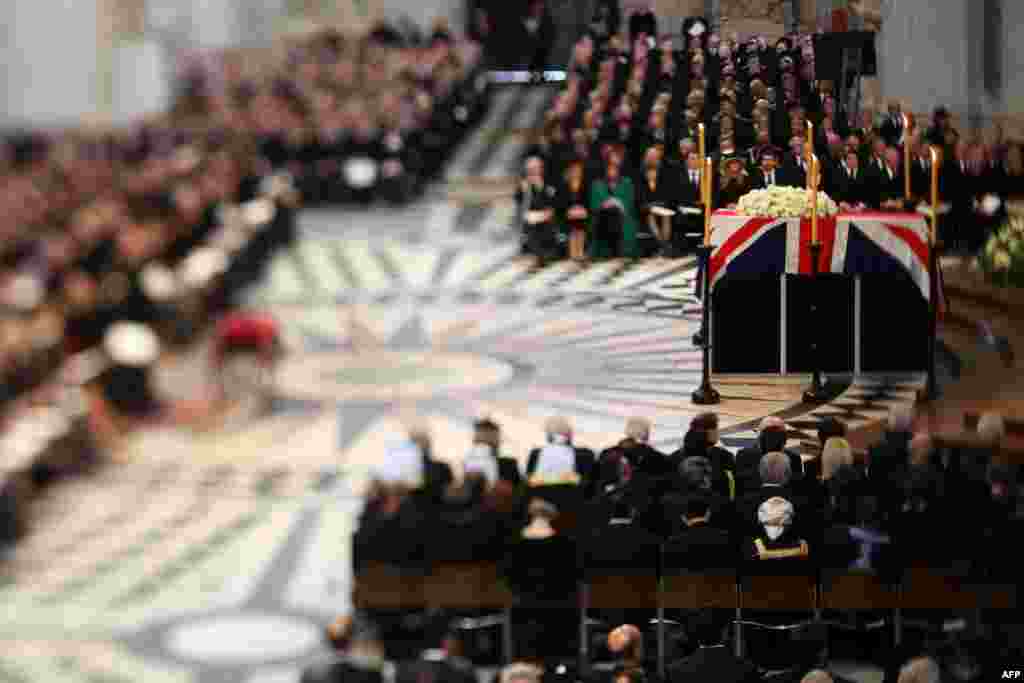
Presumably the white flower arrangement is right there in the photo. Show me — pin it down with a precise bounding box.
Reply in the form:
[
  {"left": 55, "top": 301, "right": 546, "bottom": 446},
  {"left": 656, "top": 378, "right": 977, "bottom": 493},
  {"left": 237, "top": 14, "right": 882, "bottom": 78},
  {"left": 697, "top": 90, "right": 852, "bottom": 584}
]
[
  {"left": 979, "top": 214, "right": 1024, "bottom": 287},
  {"left": 735, "top": 186, "right": 839, "bottom": 219}
]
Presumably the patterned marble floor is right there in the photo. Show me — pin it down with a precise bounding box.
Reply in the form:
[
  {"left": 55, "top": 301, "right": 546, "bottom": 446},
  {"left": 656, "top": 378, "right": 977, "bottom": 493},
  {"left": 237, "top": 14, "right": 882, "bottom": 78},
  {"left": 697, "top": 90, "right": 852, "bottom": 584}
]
[{"left": 0, "top": 86, "right": 921, "bottom": 682}]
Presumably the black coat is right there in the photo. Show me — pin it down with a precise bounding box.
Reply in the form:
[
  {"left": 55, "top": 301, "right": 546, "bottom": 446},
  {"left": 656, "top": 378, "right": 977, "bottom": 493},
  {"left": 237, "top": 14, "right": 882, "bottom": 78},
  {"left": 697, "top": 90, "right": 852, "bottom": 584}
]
[
  {"left": 667, "top": 646, "right": 760, "bottom": 683},
  {"left": 662, "top": 521, "right": 737, "bottom": 570},
  {"left": 749, "top": 168, "right": 785, "bottom": 190},
  {"left": 301, "top": 658, "right": 386, "bottom": 683},
  {"left": 396, "top": 656, "right": 477, "bottom": 683},
  {"left": 596, "top": 439, "right": 673, "bottom": 491},
  {"left": 501, "top": 534, "right": 579, "bottom": 604},
  {"left": 833, "top": 165, "right": 869, "bottom": 205}
]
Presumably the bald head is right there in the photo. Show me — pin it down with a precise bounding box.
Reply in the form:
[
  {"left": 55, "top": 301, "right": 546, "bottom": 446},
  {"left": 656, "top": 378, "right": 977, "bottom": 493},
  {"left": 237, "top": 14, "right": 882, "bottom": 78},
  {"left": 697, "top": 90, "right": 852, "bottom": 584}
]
[
  {"left": 977, "top": 412, "right": 1005, "bottom": 444},
  {"left": 759, "top": 451, "right": 792, "bottom": 486},
  {"left": 608, "top": 624, "right": 643, "bottom": 664},
  {"left": 898, "top": 658, "right": 940, "bottom": 683}
]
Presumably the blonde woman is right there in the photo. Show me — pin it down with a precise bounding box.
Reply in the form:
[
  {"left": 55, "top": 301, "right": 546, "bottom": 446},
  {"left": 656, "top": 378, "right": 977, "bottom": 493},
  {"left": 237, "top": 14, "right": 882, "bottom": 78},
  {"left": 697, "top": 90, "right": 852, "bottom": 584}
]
[{"left": 821, "top": 437, "right": 854, "bottom": 480}]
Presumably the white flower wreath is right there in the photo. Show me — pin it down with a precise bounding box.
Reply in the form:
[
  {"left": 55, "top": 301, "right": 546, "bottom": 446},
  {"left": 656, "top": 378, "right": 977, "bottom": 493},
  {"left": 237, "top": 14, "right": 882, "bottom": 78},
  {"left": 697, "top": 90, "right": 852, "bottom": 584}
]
[{"left": 735, "top": 186, "right": 839, "bottom": 219}]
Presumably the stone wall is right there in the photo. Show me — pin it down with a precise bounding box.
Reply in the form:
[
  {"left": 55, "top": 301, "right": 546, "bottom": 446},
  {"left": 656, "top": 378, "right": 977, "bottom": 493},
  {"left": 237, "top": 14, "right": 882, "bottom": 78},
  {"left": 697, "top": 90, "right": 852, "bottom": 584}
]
[{"left": 721, "top": 0, "right": 785, "bottom": 24}]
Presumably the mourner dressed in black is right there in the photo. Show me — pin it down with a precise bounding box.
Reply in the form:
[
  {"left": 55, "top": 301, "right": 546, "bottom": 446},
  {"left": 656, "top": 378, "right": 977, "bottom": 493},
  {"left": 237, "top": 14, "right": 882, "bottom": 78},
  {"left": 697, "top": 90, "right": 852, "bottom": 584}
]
[
  {"left": 556, "top": 158, "right": 591, "bottom": 261},
  {"left": 517, "top": 156, "right": 560, "bottom": 264}
]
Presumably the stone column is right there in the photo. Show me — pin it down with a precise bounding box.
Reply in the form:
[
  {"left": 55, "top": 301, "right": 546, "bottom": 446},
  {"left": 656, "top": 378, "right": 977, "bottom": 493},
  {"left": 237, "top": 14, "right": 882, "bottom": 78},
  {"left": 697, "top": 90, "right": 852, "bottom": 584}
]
[
  {"left": 878, "top": 0, "right": 970, "bottom": 122},
  {"left": 798, "top": 0, "right": 817, "bottom": 30},
  {"left": 0, "top": 0, "right": 102, "bottom": 127},
  {"left": 706, "top": 0, "right": 721, "bottom": 32}
]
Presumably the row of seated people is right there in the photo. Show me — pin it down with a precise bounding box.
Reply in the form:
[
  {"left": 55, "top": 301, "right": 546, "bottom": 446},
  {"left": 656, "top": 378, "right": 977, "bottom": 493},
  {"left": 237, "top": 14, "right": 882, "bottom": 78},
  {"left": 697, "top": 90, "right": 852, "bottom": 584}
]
[
  {"left": 518, "top": 131, "right": 1024, "bottom": 263},
  {"left": 518, "top": 13, "right": 1024, "bottom": 260},
  {"left": 354, "top": 410, "right": 1020, "bottom": 579},
  {"left": 302, "top": 609, "right": 1013, "bottom": 683},
  {"left": 177, "top": 22, "right": 488, "bottom": 207}
]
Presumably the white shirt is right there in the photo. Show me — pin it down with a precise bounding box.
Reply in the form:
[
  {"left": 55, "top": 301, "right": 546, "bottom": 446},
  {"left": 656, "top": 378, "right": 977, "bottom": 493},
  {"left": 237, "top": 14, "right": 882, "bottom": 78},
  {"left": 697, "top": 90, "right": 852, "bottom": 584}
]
[
  {"left": 464, "top": 444, "right": 498, "bottom": 485},
  {"left": 690, "top": 170, "right": 699, "bottom": 185},
  {"left": 372, "top": 441, "right": 424, "bottom": 487},
  {"left": 532, "top": 443, "right": 576, "bottom": 479}
]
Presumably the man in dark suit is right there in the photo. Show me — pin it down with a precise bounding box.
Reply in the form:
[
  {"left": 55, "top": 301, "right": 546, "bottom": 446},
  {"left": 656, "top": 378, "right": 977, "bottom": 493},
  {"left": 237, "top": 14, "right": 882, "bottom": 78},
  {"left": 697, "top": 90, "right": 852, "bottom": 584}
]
[
  {"left": 735, "top": 416, "right": 802, "bottom": 494},
  {"left": 596, "top": 417, "right": 673, "bottom": 492},
  {"left": 395, "top": 627, "right": 478, "bottom": 683},
  {"left": 779, "top": 135, "right": 809, "bottom": 187},
  {"left": 671, "top": 150, "right": 706, "bottom": 246},
  {"left": 834, "top": 149, "right": 868, "bottom": 207},
  {"left": 749, "top": 147, "right": 783, "bottom": 189},
  {"left": 869, "top": 147, "right": 906, "bottom": 210},
  {"left": 662, "top": 497, "right": 735, "bottom": 567},
  {"left": 667, "top": 612, "right": 760, "bottom": 683},
  {"left": 879, "top": 101, "right": 906, "bottom": 147},
  {"left": 468, "top": 418, "right": 521, "bottom": 485}
]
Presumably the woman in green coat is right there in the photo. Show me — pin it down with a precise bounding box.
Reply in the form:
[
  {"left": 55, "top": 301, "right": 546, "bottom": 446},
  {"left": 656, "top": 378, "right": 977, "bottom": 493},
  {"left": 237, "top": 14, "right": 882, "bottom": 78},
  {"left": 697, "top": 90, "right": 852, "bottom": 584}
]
[{"left": 589, "top": 153, "right": 639, "bottom": 258}]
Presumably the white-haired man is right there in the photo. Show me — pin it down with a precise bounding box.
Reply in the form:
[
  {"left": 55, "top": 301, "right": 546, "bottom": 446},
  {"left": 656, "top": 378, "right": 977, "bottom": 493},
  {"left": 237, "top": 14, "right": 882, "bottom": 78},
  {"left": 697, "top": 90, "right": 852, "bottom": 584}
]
[
  {"left": 596, "top": 417, "right": 672, "bottom": 491},
  {"left": 897, "top": 657, "right": 941, "bottom": 683},
  {"left": 735, "top": 416, "right": 802, "bottom": 493},
  {"left": 516, "top": 156, "right": 559, "bottom": 265},
  {"left": 744, "top": 496, "right": 810, "bottom": 561},
  {"left": 525, "top": 416, "right": 596, "bottom": 493}
]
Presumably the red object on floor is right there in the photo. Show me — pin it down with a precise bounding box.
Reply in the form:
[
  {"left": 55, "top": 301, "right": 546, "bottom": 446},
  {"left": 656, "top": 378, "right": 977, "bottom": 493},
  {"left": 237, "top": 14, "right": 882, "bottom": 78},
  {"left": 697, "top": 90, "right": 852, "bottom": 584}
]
[{"left": 213, "top": 312, "right": 281, "bottom": 363}]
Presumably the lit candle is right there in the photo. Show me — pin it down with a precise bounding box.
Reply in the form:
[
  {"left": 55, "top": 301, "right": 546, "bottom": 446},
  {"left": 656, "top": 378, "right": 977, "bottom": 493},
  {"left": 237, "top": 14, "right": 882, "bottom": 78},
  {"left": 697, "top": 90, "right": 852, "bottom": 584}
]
[
  {"left": 810, "top": 153, "right": 819, "bottom": 244},
  {"left": 698, "top": 123, "right": 706, "bottom": 162},
  {"left": 903, "top": 113, "right": 912, "bottom": 200},
  {"left": 930, "top": 146, "right": 940, "bottom": 244},
  {"left": 806, "top": 120, "right": 814, "bottom": 166},
  {"left": 703, "top": 156, "right": 713, "bottom": 245}
]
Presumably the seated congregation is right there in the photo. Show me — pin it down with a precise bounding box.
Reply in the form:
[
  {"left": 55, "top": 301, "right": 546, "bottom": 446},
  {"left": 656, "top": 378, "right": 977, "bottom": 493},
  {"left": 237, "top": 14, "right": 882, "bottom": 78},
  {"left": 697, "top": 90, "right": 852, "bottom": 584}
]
[
  {"left": 516, "top": 13, "right": 1024, "bottom": 262},
  {"left": 348, "top": 407, "right": 1020, "bottom": 677}
]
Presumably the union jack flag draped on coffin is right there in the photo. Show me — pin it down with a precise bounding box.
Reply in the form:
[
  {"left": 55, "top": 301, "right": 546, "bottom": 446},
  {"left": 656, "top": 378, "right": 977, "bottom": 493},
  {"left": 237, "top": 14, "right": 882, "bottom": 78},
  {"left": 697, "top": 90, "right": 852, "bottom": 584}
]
[{"left": 708, "top": 211, "right": 946, "bottom": 316}]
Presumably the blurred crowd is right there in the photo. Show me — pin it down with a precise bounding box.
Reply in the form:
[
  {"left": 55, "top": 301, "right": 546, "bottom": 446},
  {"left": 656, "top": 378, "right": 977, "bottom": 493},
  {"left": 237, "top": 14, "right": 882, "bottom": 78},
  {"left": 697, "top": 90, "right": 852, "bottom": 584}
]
[{"left": 0, "top": 19, "right": 486, "bottom": 550}]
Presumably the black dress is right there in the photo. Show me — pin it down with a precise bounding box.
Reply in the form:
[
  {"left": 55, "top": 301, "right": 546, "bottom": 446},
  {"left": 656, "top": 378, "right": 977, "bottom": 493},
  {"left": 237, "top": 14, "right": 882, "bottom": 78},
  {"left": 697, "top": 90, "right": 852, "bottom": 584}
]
[
  {"left": 635, "top": 167, "right": 669, "bottom": 229},
  {"left": 501, "top": 533, "right": 579, "bottom": 659},
  {"left": 717, "top": 176, "right": 749, "bottom": 208},
  {"left": 556, "top": 178, "right": 590, "bottom": 243}
]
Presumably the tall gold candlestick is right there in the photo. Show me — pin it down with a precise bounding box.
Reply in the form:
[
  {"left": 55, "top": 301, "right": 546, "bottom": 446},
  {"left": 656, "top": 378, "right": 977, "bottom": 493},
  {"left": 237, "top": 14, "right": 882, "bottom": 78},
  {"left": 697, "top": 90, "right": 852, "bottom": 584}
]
[
  {"left": 930, "top": 146, "right": 940, "bottom": 244},
  {"left": 810, "top": 154, "right": 819, "bottom": 244},
  {"left": 698, "top": 123, "right": 706, "bottom": 163},
  {"left": 903, "top": 113, "right": 912, "bottom": 200},
  {"left": 806, "top": 121, "right": 814, "bottom": 163},
  {"left": 703, "top": 156, "right": 713, "bottom": 245}
]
